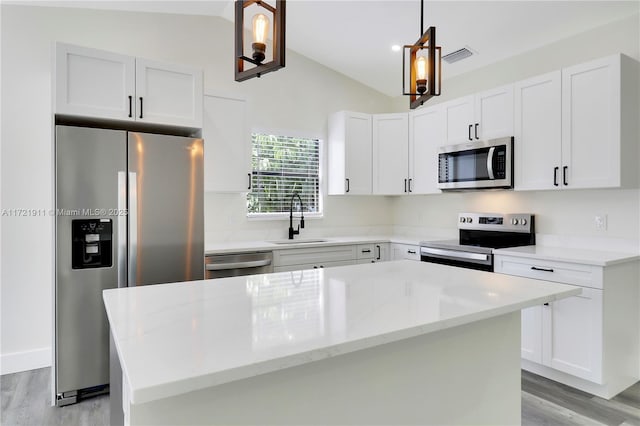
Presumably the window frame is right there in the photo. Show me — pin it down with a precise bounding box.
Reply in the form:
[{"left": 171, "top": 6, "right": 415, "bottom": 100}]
[{"left": 246, "top": 129, "right": 324, "bottom": 220}]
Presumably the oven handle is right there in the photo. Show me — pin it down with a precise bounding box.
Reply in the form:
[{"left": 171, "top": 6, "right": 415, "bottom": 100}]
[
  {"left": 420, "top": 246, "right": 490, "bottom": 262},
  {"left": 487, "top": 146, "right": 495, "bottom": 180}
]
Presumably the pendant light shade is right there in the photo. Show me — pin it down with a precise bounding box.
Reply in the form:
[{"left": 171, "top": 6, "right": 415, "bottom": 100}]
[
  {"left": 402, "top": 1, "right": 442, "bottom": 109},
  {"left": 235, "top": 0, "right": 286, "bottom": 82}
]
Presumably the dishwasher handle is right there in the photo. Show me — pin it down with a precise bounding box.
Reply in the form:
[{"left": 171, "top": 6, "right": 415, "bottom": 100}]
[{"left": 206, "top": 259, "right": 272, "bottom": 271}]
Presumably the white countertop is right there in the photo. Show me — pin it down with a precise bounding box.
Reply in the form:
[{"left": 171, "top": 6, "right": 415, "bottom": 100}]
[
  {"left": 103, "top": 260, "right": 579, "bottom": 405},
  {"left": 494, "top": 245, "right": 640, "bottom": 266},
  {"left": 205, "top": 236, "right": 421, "bottom": 255}
]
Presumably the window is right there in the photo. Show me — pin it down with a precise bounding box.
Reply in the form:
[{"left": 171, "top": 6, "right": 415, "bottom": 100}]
[{"left": 247, "top": 133, "right": 321, "bottom": 217}]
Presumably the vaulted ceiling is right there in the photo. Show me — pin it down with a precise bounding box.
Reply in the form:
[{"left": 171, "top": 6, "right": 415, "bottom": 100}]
[{"left": 6, "top": 1, "right": 639, "bottom": 96}]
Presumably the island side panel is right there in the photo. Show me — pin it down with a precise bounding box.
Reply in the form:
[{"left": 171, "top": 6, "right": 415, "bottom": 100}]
[
  {"left": 127, "top": 312, "right": 522, "bottom": 426},
  {"left": 110, "top": 331, "right": 124, "bottom": 426}
]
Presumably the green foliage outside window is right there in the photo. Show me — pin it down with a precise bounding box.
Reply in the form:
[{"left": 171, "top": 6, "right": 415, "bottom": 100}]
[{"left": 247, "top": 133, "right": 320, "bottom": 215}]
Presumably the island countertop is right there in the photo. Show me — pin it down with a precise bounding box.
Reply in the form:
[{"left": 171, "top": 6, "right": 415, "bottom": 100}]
[{"left": 103, "top": 260, "right": 580, "bottom": 405}]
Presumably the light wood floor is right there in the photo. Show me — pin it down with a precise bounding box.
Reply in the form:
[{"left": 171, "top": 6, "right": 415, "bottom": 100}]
[{"left": 1, "top": 367, "right": 638, "bottom": 425}]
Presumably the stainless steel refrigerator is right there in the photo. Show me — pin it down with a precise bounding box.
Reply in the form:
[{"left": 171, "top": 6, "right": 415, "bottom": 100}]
[{"left": 53, "top": 125, "right": 204, "bottom": 406}]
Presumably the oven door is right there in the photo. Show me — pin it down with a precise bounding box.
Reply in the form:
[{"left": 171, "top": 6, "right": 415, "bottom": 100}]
[
  {"left": 420, "top": 246, "right": 493, "bottom": 271},
  {"left": 438, "top": 137, "right": 513, "bottom": 190}
]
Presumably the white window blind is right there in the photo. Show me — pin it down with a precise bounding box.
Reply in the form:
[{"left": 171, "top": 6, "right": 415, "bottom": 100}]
[{"left": 247, "top": 133, "right": 321, "bottom": 216}]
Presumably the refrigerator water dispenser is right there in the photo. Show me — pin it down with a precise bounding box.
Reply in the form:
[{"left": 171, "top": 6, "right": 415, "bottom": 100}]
[{"left": 71, "top": 219, "right": 112, "bottom": 269}]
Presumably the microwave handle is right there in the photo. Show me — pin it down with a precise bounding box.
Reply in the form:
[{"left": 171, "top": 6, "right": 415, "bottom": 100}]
[{"left": 487, "top": 147, "right": 495, "bottom": 180}]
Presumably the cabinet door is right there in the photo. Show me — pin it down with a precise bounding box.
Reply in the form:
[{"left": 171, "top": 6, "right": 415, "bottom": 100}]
[
  {"left": 345, "top": 112, "right": 373, "bottom": 195},
  {"left": 55, "top": 43, "right": 135, "bottom": 120},
  {"left": 328, "top": 112, "right": 372, "bottom": 195},
  {"left": 474, "top": 85, "right": 514, "bottom": 140},
  {"left": 561, "top": 55, "right": 621, "bottom": 189},
  {"left": 135, "top": 58, "right": 203, "bottom": 128},
  {"left": 409, "top": 106, "right": 443, "bottom": 194},
  {"left": 514, "top": 71, "right": 562, "bottom": 191},
  {"left": 372, "top": 113, "right": 409, "bottom": 195},
  {"left": 375, "top": 243, "right": 389, "bottom": 262},
  {"left": 521, "top": 306, "right": 543, "bottom": 364},
  {"left": 203, "top": 95, "right": 251, "bottom": 192},
  {"left": 442, "top": 96, "right": 474, "bottom": 145},
  {"left": 542, "top": 288, "right": 603, "bottom": 383}
]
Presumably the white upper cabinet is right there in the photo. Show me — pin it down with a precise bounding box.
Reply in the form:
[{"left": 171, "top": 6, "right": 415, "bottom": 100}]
[
  {"left": 561, "top": 55, "right": 621, "bottom": 189},
  {"left": 203, "top": 94, "right": 251, "bottom": 193},
  {"left": 408, "top": 105, "right": 443, "bottom": 194},
  {"left": 55, "top": 43, "right": 135, "bottom": 120},
  {"left": 328, "top": 111, "right": 372, "bottom": 195},
  {"left": 442, "top": 85, "right": 514, "bottom": 145},
  {"left": 135, "top": 59, "right": 203, "bottom": 128},
  {"left": 54, "top": 43, "right": 203, "bottom": 128},
  {"left": 514, "top": 71, "right": 562, "bottom": 191},
  {"left": 442, "top": 95, "right": 474, "bottom": 145},
  {"left": 516, "top": 55, "right": 632, "bottom": 191},
  {"left": 475, "top": 85, "right": 514, "bottom": 140},
  {"left": 372, "top": 113, "right": 409, "bottom": 195}
]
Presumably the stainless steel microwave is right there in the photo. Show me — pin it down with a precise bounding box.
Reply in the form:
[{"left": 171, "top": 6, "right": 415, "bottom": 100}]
[{"left": 437, "top": 137, "right": 513, "bottom": 190}]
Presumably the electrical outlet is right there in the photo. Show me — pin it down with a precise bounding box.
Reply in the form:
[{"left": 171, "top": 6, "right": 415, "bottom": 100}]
[{"left": 594, "top": 214, "right": 608, "bottom": 231}]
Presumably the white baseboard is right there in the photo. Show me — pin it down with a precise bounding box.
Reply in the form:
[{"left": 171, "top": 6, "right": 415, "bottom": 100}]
[{"left": 1, "top": 347, "right": 51, "bottom": 375}]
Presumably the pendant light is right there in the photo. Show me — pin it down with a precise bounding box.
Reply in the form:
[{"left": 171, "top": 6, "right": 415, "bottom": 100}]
[
  {"left": 235, "top": 0, "right": 286, "bottom": 82},
  {"left": 402, "top": 0, "right": 441, "bottom": 109}
]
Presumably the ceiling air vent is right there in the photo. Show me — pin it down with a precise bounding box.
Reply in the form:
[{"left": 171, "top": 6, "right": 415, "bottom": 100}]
[{"left": 442, "top": 47, "right": 474, "bottom": 64}]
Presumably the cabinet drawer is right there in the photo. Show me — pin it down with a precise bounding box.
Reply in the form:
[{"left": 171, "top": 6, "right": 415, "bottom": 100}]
[
  {"left": 357, "top": 244, "right": 375, "bottom": 260},
  {"left": 495, "top": 255, "right": 603, "bottom": 289},
  {"left": 274, "top": 260, "right": 355, "bottom": 272},
  {"left": 391, "top": 243, "right": 420, "bottom": 261},
  {"left": 274, "top": 245, "right": 357, "bottom": 267}
]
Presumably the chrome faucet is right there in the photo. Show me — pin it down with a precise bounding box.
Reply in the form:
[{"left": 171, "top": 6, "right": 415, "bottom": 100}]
[{"left": 288, "top": 192, "right": 305, "bottom": 240}]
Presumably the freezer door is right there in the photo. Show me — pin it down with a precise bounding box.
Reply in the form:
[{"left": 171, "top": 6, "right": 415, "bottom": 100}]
[
  {"left": 55, "top": 126, "right": 127, "bottom": 397},
  {"left": 128, "top": 132, "right": 204, "bottom": 285}
]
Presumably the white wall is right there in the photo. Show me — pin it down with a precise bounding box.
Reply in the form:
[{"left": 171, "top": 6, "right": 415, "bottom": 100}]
[
  {"left": 0, "top": 5, "right": 393, "bottom": 374},
  {"left": 390, "top": 14, "right": 640, "bottom": 251}
]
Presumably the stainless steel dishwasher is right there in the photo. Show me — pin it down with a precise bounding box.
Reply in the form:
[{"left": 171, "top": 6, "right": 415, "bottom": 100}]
[{"left": 205, "top": 251, "right": 273, "bottom": 279}]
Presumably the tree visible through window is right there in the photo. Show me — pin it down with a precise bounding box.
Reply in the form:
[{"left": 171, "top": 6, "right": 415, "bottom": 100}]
[{"left": 247, "top": 133, "right": 321, "bottom": 216}]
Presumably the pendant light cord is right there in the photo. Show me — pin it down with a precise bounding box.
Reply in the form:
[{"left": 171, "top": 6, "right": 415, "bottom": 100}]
[{"left": 420, "top": 0, "right": 424, "bottom": 36}]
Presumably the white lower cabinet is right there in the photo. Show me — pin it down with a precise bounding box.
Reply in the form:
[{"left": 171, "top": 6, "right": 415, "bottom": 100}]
[
  {"left": 495, "top": 254, "right": 639, "bottom": 399},
  {"left": 356, "top": 243, "right": 389, "bottom": 264},
  {"left": 390, "top": 243, "right": 420, "bottom": 261},
  {"left": 273, "top": 243, "right": 390, "bottom": 272},
  {"left": 543, "top": 288, "right": 603, "bottom": 383},
  {"left": 274, "top": 260, "right": 354, "bottom": 273}
]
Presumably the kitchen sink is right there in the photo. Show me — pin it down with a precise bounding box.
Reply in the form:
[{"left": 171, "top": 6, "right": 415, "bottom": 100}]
[{"left": 268, "top": 239, "right": 329, "bottom": 245}]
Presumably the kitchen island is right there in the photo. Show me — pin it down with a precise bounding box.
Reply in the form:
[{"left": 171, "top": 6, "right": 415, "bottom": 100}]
[{"left": 104, "top": 260, "right": 580, "bottom": 426}]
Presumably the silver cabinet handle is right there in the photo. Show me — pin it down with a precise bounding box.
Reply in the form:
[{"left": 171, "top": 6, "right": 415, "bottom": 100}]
[
  {"left": 117, "top": 172, "right": 127, "bottom": 288},
  {"left": 205, "top": 259, "right": 272, "bottom": 271},
  {"left": 128, "top": 172, "right": 138, "bottom": 286}
]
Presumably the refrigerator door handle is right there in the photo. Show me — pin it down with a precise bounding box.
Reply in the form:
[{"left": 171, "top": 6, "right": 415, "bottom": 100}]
[
  {"left": 128, "top": 172, "right": 138, "bottom": 286},
  {"left": 117, "top": 172, "right": 127, "bottom": 288}
]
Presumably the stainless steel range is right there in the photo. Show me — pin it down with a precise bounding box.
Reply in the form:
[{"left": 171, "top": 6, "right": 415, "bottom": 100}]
[{"left": 420, "top": 213, "right": 535, "bottom": 272}]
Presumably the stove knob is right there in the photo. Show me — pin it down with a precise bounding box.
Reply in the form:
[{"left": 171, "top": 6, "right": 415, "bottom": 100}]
[
  {"left": 460, "top": 217, "right": 466, "bottom": 223},
  {"left": 511, "top": 218, "right": 519, "bottom": 225},
  {"left": 466, "top": 217, "right": 473, "bottom": 223},
  {"left": 521, "top": 218, "right": 528, "bottom": 226}
]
